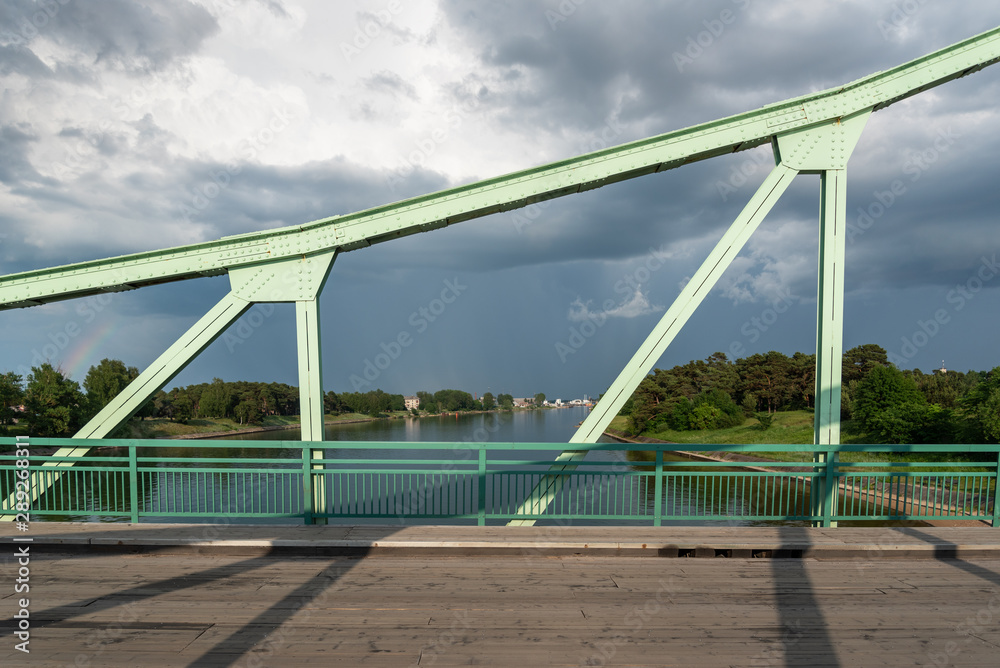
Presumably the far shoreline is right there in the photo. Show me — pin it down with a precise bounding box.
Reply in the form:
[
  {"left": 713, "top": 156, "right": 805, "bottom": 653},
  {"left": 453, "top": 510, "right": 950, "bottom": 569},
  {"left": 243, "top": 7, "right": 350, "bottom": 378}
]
[{"left": 167, "top": 404, "right": 587, "bottom": 440}]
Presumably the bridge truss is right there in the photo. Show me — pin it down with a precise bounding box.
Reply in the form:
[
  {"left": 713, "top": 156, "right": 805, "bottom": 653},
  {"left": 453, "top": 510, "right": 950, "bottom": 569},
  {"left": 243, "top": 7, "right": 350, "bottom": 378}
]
[{"left": 3, "top": 27, "right": 1000, "bottom": 524}]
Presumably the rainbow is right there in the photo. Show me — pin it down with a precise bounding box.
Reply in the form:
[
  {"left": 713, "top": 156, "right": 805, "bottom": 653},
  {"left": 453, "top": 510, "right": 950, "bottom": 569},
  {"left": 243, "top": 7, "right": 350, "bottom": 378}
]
[{"left": 64, "top": 320, "right": 119, "bottom": 381}]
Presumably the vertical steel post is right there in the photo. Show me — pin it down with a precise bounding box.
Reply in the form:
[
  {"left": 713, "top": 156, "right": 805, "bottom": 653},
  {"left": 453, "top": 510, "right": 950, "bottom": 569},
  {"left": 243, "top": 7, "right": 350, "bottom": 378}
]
[
  {"left": 993, "top": 453, "right": 1000, "bottom": 528},
  {"left": 478, "top": 448, "right": 487, "bottom": 526},
  {"left": 653, "top": 449, "right": 664, "bottom": 527},
  {"left": 296, "top": 299, "right": 327, "bottom": 523},
  {"left": 301, "top": 445, "right": 314, "bottom": 525},
  {"left": 814, "top": 169, "right": 847, "bottom": 527},
  {"left": 129, "top": 443, "right": 139, "bottom": 524}
]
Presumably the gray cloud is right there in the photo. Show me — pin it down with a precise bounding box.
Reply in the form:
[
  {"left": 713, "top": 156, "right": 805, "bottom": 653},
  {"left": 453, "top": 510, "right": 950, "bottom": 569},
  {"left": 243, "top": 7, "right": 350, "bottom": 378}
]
[{"left": 0, "top": 0, "right": 216, "bottom": 76}]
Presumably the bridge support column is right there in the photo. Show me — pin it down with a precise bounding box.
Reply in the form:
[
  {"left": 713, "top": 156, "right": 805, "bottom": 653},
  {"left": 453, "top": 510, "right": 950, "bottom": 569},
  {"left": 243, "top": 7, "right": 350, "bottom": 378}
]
[
  {"left": 296, "top": 298, "right": 327, "bottom": 523},
  {"left": 813, "top": 169, "right": 847, "bottom": 527}
]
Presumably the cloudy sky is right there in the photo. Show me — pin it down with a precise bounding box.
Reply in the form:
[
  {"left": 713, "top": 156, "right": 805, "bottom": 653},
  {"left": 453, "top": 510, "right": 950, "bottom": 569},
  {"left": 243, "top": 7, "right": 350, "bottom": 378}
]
[{"left": 1, "top": 0, "right": 999, "bottom": 401}]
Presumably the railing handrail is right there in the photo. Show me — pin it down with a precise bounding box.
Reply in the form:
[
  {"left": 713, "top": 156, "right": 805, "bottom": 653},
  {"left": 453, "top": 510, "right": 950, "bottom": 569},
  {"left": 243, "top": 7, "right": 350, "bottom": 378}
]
[
  {"left": 3, "top": 438, "right": 996, "bottom": 527},
  {"left": 3, "top": 437, "right": 1000, "bottom": 453}
]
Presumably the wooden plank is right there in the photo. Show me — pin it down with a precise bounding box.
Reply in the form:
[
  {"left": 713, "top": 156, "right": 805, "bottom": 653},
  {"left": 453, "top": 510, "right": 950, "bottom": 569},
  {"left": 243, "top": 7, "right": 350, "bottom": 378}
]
[{"left": 6, "top": 546, "right": 1000, "bottom": 666}]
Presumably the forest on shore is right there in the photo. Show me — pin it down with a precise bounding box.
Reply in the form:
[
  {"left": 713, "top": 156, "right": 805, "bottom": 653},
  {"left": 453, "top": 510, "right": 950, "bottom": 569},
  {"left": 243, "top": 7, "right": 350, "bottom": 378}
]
[
  {"left": 0, "top": 359, "right": 536, "bottom": 437},
  {"left": 622, "top": 344, "right": 999, "bottom": 445},
  {"left": 2, "top": 343, "right": 997, "bottom": 445}
]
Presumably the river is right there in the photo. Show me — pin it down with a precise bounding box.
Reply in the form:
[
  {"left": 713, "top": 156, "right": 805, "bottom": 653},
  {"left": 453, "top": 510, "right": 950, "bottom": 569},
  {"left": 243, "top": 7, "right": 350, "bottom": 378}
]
[
  {"left": 217, "top": 406, "right": 601, "bottom": 444},
  {"left": 36, "top": 408, "right": 871, "bottom": 526}
]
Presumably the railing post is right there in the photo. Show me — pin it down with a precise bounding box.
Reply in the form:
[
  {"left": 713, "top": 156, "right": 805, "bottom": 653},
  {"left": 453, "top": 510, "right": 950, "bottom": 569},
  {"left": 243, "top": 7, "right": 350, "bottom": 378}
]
[
  {"left": 477, "top": 448, "right": 487, "bottom": 526},
  {"left": 302, "top": 446, "right": 314, "bottom": 525},
  {"left": 129, "top": 443, "right": 139, "bottom": 524},
  {"left": 311, "top": 448, "right": 327, "bottom": 523},
  {"left": 822, "top": 449, "right": 837, "bottom": 528},
  {"left": 653, "top": 449, "right": 663, "bottom": 527},
  {"left": 993, "top": 451, "right": 1000, "bottom": 528}
]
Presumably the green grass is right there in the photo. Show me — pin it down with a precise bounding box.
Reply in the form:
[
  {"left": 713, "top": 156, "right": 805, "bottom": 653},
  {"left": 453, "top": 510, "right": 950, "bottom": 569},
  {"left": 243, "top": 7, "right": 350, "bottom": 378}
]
[
  {"left": 606, "top": 410, "right": 993, "bottom": 469},
  {"left": 142, "top": 414, "right": 304, "bottom": 438},
  {"left": 641, "top": 410, "right": 818, "bottom": 447}
]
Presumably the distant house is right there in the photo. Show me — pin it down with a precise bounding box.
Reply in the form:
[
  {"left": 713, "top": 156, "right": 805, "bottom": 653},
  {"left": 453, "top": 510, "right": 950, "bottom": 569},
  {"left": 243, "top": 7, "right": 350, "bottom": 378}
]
[
  {"left": 569, "top": 399, "right": 584, "bottom": 406},
  {"left": 404, "top": 396, "right": 420, "bottom": 410},
  {"left": 513, "top": 398, "right": 533, "bottom": 408}
]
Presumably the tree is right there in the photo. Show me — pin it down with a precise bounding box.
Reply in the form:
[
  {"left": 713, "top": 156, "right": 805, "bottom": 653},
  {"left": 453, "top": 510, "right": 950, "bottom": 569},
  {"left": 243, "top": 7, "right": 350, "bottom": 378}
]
[
  {"left": 23, "top": 363, "right": 87, "bottom": 437},
  {"left": 737, "top": 352, "right": 792, "bottom": 414},
  {"left": 417, "top": 391, "right": 435, "bottom": 410},
  {"left": 234, "top": 400, "right": 262, "bottom": 425},
  {"left": 842, "top": 344, "right": 889, "bottom": 386},
  {"left": 324, "top": 391, "right": 345, "bottom": 414},
  {"left": 434, "top": 389, "right": 476, "bottom": 412},
  {"left": 497, "top": 393, "right": 514, "bottom": 410},
  {"left": 199, "top": 378, "right": 234, "bottom": 418},
  {"left": 481, "top": 392, "right": 495, "bottom": 411},
  {"left": 171, "top": 394, "right": 194, "bottom": 423},
  {"left": 534, "top": 393, "right": 546, "bottom": 407},
  {"left": 851, "top": 365, "right": 931, "bottom": 443},
  {"left": 0, "top": 371, "right": 24, "bottom": 431},
  {"left": 83, "top": 358, "right": 140, "bottom": 418},
  {"left": 153, "top": 390, "right": 172, "bottom": 419},
  {"left": 961, "top": 367, "right": 1000, "bottom": 443}
]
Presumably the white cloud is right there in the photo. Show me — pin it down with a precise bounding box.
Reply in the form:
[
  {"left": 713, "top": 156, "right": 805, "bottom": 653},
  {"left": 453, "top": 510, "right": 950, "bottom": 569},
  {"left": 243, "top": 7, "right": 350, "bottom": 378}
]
[{"left": 568, "top": 285, "right": 662, "bottom": 322}]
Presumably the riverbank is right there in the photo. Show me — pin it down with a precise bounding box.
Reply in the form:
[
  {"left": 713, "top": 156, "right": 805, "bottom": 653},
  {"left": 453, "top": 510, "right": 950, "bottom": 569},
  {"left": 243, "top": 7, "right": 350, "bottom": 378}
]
[
  {"left": 603, "top": 426, "right": 991, "bottom": 527},
  {"left": 154, "top": 406, "right": 554, "bottom": 440}
]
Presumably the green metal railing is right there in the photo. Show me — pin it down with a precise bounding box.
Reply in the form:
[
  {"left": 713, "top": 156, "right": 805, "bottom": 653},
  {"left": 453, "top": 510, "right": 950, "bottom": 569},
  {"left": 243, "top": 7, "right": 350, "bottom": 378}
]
[{"left": 1, "top": 439, "right": 997, "bottom": 526}]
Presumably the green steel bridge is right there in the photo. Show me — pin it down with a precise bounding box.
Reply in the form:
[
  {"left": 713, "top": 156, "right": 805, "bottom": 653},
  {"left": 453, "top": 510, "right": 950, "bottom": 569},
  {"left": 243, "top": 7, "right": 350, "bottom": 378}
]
[{"left": 4, "top": 27, "right": 1000, "bottom": 527}]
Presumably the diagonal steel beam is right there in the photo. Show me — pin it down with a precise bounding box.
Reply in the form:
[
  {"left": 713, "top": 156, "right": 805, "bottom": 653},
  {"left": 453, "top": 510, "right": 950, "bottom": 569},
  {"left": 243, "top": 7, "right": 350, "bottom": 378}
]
[
  {"left": 1, "top": 291, "right": 252, "bottom": 519},
  {"left": 508, "top": 162, "right": 798, "bottom": 525},
  {"left": 75, "top": 292, "right": 253, "bottom": 440}
]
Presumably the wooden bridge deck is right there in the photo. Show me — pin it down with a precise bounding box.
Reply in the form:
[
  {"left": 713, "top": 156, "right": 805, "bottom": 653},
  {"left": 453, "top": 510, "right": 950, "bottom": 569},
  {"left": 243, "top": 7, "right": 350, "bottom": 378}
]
[{"left": 3, "top": 524, "right": 1000, "bottom": 666}]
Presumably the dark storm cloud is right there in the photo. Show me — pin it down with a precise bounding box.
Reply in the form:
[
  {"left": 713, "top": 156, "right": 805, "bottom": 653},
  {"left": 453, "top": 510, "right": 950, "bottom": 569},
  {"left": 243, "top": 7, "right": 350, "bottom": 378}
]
[
  {"left": 431, "top": 1, "right": 1000, "bottom": 298},
  {"left": 0, "top": 0, "right": 216, "bottom": 75},
  {"left": 441, "top": 1, "right": 1000, "bottom": 132}
]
